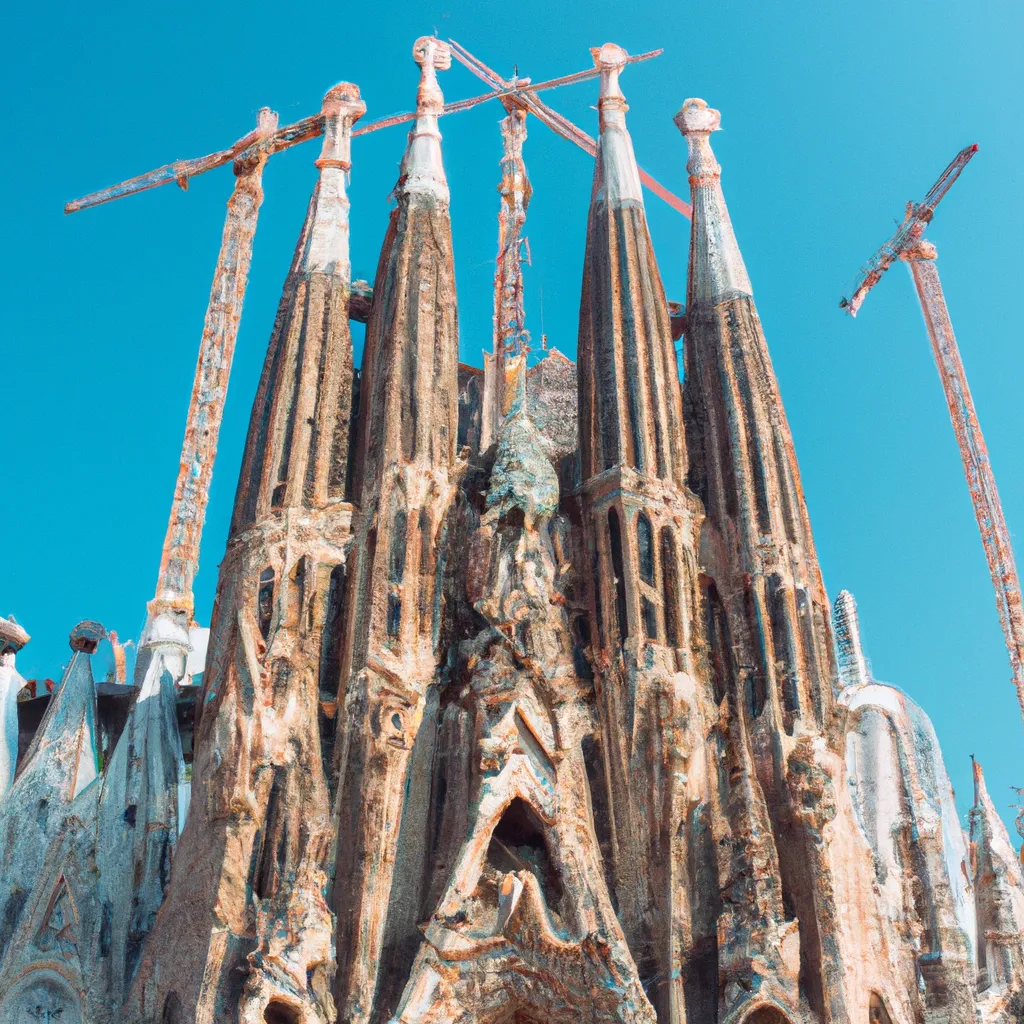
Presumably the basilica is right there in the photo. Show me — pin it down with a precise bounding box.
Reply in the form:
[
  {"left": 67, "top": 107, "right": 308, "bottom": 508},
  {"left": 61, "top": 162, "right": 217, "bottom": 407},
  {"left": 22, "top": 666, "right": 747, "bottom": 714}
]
[{"left": 1, "top": 36, "right": 1022, "bottom": 1024}]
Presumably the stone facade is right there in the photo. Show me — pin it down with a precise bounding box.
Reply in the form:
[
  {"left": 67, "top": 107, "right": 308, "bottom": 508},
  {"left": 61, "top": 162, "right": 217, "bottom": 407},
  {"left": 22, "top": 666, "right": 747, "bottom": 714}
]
[{"left": 3, "top": 36, "right": 1023, "bottom": 1024}]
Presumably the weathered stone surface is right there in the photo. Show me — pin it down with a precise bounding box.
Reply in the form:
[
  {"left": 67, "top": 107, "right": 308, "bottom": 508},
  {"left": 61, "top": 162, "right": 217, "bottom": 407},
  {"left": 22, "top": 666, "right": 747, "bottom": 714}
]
[{"left": 4, "top": 38, "right": 1022, "bottom": 1024}]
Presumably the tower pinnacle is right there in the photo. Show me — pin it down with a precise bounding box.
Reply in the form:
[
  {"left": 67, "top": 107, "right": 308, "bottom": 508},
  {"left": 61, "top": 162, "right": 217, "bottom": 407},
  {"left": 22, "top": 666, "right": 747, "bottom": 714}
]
[
  {"left": 674, "top": 98, "right": 752, "bottom": 305},
  {"left": 592, "top": 42, "right": 642, "bottom": 205},
  {"left": 303, "top": 82, "right": 365, "bottom": 276},
  {"left": 401, "top": 36, "right": 451, "bottom": 199}
]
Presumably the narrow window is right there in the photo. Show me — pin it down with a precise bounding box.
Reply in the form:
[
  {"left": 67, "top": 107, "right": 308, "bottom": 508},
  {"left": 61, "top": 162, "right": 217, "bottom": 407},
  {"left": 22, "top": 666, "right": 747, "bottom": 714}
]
[
  {"left": 387, "top": 508, "right": 408, "bottom": 639},
  {"left": 768, "top": 575, "right": 799, "bottom": 732},
  {"left": 608, "top": 508, "right": 628, "bottom": 644},
  {"left": 796, "top": 589, "right": 822, "bottom": 723},
  {"left": 641, "top": 598, "right": 659, "bottom": 641},
  {"left": 591, "top": 541, "right": 604, "bottom": 648},
  {"left": 869, "top": 995, "right": 894, "bottom": 1024},
  {"left": 744, "top": 585, "right": 768, "bottom": 718},
  {"left": 290, "top": 555, "right": 308, "bottom": 630},
  {"left": 572, "top": 617, "right": 593, "bottom": 681},
  {"left": 702, "top": 576, "right": 732, "bottom": 704},
  {"left": 258, "top": 568, "right": 275, "bottom": 641},
  {"left": 637, "top": 513, "right": 655, "bottom": 585},
  {"left": 418, "top": 507, "right": 434, "bottom": 631},
  {"left": 661, "top": 528, "right": 681, "bottom": 648},
  {"left": 319, "top": 563, "right": 347, "bottom": 697}
]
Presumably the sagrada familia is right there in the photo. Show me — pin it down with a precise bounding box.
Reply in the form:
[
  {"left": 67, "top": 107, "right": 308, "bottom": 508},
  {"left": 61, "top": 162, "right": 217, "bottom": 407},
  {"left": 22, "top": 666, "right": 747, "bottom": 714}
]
[{"left": 2, "top": 36, "right": 1023, "bottom": 1024}]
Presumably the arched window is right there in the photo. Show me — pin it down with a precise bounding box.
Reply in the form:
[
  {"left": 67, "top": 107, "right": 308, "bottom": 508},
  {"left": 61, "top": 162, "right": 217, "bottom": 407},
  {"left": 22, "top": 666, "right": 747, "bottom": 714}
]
[
  {"left": 387, "top": 508, "right": 408, "bottom": 639},
  {"left": 637, "top": 513, "right": 655, "bottom": 584},
  {"left": 258, "top": 568, "right": 275, "bottom": 641},
  {"left": 162, "top": 993, "right": 183, "bottom": 1024},
  {"left": 768, "top": 575, "right": 799, "bottom": 732},
  {"left": 418, "top": 506, "right": 434, "bottom": 630},
  {"left": 868, "top": 994, "right": 894, "bottom": 1024},
  {"left": 607, "top": 508, "right": 628, "bottom": 644},
  {"left": 264, "top": 1000, "right": 301, "bottom": 1024},
  {"left": 660, "top": 528, "right": 681, "bottom": 648},
  {"left": 744, "top": 584, "right": 768, "bottom": 718},
  {"left": 743, "top": 1005, "right": 792, "bottom": 1024},
  {"left": 319, "top": 563, "right": 348, "bottom": 696},
  {"left": 702, "top": 576, "right": 731, "bottom": 704}
]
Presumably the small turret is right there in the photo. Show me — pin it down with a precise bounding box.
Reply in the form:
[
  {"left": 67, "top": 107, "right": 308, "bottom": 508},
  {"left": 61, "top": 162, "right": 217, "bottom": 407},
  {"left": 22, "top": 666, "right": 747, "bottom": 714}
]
[
  {"left": 833, "top": 589, "right": 871, "bottom": 689},
  {"left": 0, "top": 617, "right": 29, "bottom": 804},
  {"left": 971, "top": 759, "right": 1024, "bottom": 995}
]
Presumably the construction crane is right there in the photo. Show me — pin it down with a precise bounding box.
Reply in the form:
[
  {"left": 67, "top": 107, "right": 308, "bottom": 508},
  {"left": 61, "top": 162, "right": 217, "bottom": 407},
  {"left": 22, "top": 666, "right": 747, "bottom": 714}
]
[{"left": 841, "top": 145, "right": 1024, "bottom": 733}]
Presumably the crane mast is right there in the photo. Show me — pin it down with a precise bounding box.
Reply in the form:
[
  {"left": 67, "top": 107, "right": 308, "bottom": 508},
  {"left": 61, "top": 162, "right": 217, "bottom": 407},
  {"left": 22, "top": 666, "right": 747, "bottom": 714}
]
[{"left": 842, "top": 147, "right": 1024, "bottom": 733}]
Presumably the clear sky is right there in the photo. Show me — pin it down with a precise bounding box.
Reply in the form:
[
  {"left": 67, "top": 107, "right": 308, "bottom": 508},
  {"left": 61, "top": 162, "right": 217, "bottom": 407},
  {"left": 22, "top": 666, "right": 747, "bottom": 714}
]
[{"left": 4, "top": 1, "right": 1022, "bottom": 834}]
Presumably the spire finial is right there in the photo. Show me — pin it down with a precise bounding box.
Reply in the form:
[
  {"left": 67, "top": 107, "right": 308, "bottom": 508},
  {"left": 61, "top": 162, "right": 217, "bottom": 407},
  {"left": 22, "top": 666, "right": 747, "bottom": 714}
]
[
  {"left": 592, "top": 42, "right": 628, "bottom": 110},
  {"left": 674, "top": 97, "right": 753, "bottom": 304},
  {"left": 303, "top": 82, "right": 365, "bottom": 275},
  {"left": 590, "top": 42, "right": 642, "bottom": 205},
  {"left": 317, "top": 82, "right": 366, "bottom": 171},
  {"left": 401, "top": 37, "right": 451, "bottom": 198}
]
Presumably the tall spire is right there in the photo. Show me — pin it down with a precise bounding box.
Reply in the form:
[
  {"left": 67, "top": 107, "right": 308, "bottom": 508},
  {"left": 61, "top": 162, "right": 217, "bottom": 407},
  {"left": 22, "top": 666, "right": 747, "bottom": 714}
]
[
  {"left": 482, "top": 104, "right": 532, "bottom": 450},
  {"left": 233, "top": 83, "right": 365, "bottom": 526},
  {"left": 675, "top": 96, "right": 832, "bottom": 732},
  {"left": 971, "top": 759, "right": 1024, "bottom": 994},
  {"left": 578, "top": 42, "right": 686, "bottom": 486},
  {"left": 400, "top": 36, "right": 451, "bottom": 200},
  {"left": 673, "top": 98, "right": 751, "bottom": 306},
  {"left": 676, "top": 98, "right": 879, "bottom": 1024},
  {"left": 334, "top": 40, "right": 461, "bottom": 1024},
  {"left": 833, "top": 589, "right": 870, "bottom": 689},
  {"left": 127, "top": 83, "right": 366, "bottom": 1024},
  {"left": 575, "top": 42, "right": 705, "bottom": 1024}
]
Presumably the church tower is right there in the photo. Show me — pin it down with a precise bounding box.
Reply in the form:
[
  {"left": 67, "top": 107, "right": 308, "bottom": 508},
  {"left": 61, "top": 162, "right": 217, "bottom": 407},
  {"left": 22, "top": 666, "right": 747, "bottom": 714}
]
[
  {"left": 331, "top": 37, "right": 462, "bottom": 1024},
  {"left": 676, "top": 98, "right": 912, "bottom": 1024},
  {"left": 576, "top": 43, "right": 709, "bottom": 1022},
  {"left": 127, "top": 82, "right": 366, "bottom": 1024}
]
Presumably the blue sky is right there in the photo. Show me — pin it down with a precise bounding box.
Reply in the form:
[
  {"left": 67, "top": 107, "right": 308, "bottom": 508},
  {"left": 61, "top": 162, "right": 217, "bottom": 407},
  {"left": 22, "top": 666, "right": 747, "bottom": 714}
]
[{"left": 4, "top": 1, "right": 1022, "bottom": 833}]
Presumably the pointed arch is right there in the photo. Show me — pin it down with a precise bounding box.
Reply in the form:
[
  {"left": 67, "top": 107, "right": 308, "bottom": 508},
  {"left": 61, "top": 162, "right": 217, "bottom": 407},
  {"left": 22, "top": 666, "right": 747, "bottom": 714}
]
[
  {"left": 607, "top": 508, "right": 628, "bottom": 644},
  {"left": 660, "top": 527, "right": 682, "bottom": 648}
]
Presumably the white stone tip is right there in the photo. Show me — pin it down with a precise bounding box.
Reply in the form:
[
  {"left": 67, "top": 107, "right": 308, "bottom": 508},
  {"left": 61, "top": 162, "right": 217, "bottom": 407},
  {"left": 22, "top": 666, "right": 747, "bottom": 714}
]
[
  {"left": 413, "top": 36, "right": 452, "bottom": 72},
  {"left": 674, "top": 97, "right": 721, "bottom": 135},
  {"left": 322, "top": 81, "right": 366, "bottom": 121},
  {"left": 591, "top": 43, "right": 628, "bottom": 102},
  {"left": 402, "top": 36, "right": 450, "bottom": 198},
  {"left": 592, "top": 42, "right": 628, "bottom": 72},
  {"left": 318, "top": 81, "right": 365, "bottom": 171}
]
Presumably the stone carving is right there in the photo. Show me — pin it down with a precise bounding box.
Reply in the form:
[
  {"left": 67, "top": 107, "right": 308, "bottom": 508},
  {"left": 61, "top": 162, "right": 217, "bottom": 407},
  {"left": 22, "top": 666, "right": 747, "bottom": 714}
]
[{"left": 3, "top": 37, "right": 1022, "bottom": 1024}]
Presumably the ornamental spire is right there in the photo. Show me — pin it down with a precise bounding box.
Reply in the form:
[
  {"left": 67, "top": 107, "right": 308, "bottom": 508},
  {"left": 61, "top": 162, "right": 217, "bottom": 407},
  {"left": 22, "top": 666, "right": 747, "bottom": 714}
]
[
  {"left": 578, "top": 42, "right": 686, "bottom": 485},
  {"left": 674, "top": 98, "right": 752, "bottom": 305},
  {"left": 301, "top": 82, "right": 365, "bottom": 275},
  {"left": 400, "top": 36, "right": 451, "bottom": 200},
  {"left": 592, "top": 42, "right": 642, "bottom": 204}
]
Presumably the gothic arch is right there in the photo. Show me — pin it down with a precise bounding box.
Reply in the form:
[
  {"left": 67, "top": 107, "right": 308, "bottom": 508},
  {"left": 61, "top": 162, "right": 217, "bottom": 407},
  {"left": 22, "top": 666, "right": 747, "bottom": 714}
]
[
  {"left": 736, "top": 1001, "right": 794, "bottom": 1024},
  {"left": 869, "top": 992, "right": 894, "bottom": 1024},
  {"left": 0, "top": 969, "right": 82, "bottom": 1024}
]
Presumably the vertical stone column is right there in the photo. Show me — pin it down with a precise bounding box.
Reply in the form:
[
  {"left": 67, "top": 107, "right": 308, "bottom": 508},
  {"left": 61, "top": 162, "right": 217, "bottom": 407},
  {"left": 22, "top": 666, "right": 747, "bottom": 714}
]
[{"left": 332, "top": 39, "right": 461, "bottom": 1024}]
